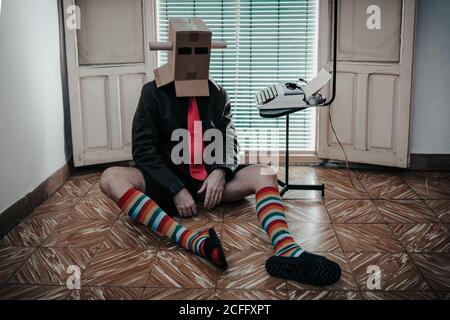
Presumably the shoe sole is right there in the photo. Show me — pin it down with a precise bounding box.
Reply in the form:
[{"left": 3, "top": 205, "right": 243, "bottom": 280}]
[{"left": 265, "top": 255, "right": 341, "bottom": 287}]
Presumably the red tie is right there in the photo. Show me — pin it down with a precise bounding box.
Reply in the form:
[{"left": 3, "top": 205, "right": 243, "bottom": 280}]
[{"left": 187, "top": 97, "right": 208, "bottom": 181}]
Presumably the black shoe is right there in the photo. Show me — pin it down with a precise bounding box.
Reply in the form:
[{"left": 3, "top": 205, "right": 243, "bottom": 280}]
[
  {"left": 203, "top": 228, "right": 228, "bottom": 270},
  {"left": 265, "top": 252, "right": 341, "bottom": 286}
]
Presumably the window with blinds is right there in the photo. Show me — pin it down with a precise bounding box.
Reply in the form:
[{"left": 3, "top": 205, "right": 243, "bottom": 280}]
[{"left": 157, "top": 0, "right": 318, "bottom": 152}]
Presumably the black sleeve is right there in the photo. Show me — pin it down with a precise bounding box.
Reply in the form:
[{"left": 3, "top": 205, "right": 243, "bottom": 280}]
[
  {"left": 209, "top": 88, "right": 240, "bottom": 179},
  {"left": 132, "top": 85, "right": 185, "bottom": 197}
]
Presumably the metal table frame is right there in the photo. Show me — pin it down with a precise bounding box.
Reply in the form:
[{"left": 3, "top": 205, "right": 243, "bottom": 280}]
[
  {"left": 278, "top": 114, "right": 325, "bottom": 197},
  {"left": 261, "top": 0, "right": 339, "bottom": 198}
]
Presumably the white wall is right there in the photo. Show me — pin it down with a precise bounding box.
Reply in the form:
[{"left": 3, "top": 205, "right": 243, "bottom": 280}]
[
  {"left": 0, "top": 0, "right": 67, "bottom": 213},
  {"left": 410, "top": 0, "right": 450, "bottom": 154}
]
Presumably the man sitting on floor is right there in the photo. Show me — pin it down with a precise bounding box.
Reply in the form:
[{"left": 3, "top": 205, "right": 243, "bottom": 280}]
[{"left": 99, "top": 18, "right": 341, "bottom": 286}]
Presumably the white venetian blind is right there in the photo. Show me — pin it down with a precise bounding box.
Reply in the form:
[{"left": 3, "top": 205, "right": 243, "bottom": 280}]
[{"left": 157, "top": 0, "right": 318, "bottom": 151}]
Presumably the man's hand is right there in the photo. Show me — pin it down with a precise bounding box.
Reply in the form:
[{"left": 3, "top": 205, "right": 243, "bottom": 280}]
[
  {"left": 173, "top": 188, "right": 197, "bottom": 217},
  {"left": 198, "top": 169, "right": 226, "bottom": 209}
]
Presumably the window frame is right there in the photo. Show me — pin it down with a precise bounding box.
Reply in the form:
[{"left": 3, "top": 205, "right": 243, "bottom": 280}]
[{"left": 154, "top": 0, "right": 321, "bottom": 163}]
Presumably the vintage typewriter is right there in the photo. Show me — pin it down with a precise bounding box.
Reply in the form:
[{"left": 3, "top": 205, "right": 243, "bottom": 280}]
[{"left": 255, "top": 69, "right": 332, "bottom": 111}]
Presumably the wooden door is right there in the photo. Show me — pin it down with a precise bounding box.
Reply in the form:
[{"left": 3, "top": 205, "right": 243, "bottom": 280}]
[
  {"left": 317, "top": 0, "right": 417, "bottom": 168},
  {"left": 63, "top": 0, "right": 156, "bottom": 166}
]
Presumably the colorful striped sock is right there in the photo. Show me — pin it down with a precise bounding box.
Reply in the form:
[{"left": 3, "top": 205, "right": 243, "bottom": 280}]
[
  {"left": 117, "top": 188, "right": 227, "bottom": 269},
  {"left": 256, "top": 186, "right": 304, "bottom": 257}
]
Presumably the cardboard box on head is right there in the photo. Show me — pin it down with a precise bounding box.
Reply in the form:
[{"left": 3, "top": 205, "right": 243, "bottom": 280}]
[{"left": 150, "top": 18, "right": 227, "bottom": 97}]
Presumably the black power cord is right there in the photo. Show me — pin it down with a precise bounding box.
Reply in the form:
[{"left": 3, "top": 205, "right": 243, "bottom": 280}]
[{"left": 325, "top": 0, "right": 366, "bottom": 193}]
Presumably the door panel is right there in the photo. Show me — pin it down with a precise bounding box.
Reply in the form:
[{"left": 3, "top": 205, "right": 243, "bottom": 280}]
[
  {"left": 76, "top": 0, "right": 145, "bottom": 65},
  {"left": 317, "top": 0, "right": 416, "bottom": 168},
  {"left": 367, "top": 74, "right": 398, "bottom": 150},
  {"left": 328, "top": 72, "right": 357, "bottom": 146},
  {"left": 64, "top": 0, "right": 156, "bottom": 166},
  {"left": 338, "top": 0, "right": 402, "bottom": 62},
  {"left": 80, "top": 76, "right": 109, "bottom": 150}
]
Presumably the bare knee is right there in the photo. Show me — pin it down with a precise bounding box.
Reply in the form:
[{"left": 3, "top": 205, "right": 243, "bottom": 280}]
[
  {"left": 99, "top": 166, "right": 146, "bottom": 202},
  {"left": 99, "top": 167, "right": 123, "bottom": 196},
  {"left": 222, "top": 164, "right": 278, "bottom": 202},
  {"left": 252, "top": 164, "right": 278, "bottom": 190}
]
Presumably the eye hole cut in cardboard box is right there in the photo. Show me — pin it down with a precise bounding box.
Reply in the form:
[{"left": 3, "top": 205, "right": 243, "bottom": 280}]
[{"left": 150, "top": 18, "right": 227, "bottom": 97}]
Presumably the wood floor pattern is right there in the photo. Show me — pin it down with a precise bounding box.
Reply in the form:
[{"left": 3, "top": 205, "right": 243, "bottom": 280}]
[{"left": 0, "top": 168, "right": 449, "bottom": 300}]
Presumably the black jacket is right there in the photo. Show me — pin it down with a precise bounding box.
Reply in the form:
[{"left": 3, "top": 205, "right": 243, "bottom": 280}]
[{"left": 132, "top": 80, "right": 240, "bottom": 198}]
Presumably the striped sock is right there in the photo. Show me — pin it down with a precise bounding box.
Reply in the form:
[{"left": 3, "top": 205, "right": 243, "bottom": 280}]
[
  {"left": 117, "top": 188, "right": 227, "bottom": 268},
  {"left": 256, "top": 186, "right": 304, "bottom": 257}
]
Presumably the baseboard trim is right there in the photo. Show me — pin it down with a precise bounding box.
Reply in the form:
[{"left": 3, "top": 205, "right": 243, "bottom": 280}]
[
  {"left": 0, "top": 163, "right": 70, "bottom": 239},
  {"left": 410, "top": 154, "right": 450, "bottom": 171}
]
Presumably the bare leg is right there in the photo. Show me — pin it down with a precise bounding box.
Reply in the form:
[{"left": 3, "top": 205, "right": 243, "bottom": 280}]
[
  {"left": 100, "top": 164, "right": 276, "bottom": 205},
  {"left": 222, "top": 164, "right": 278, "bottom": 202},
  {"left": 99, "top": 166, "right": 146, "bottom": 202},
  {"left": 99, "top": 166, "right": 228, "bottom": 269}
]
